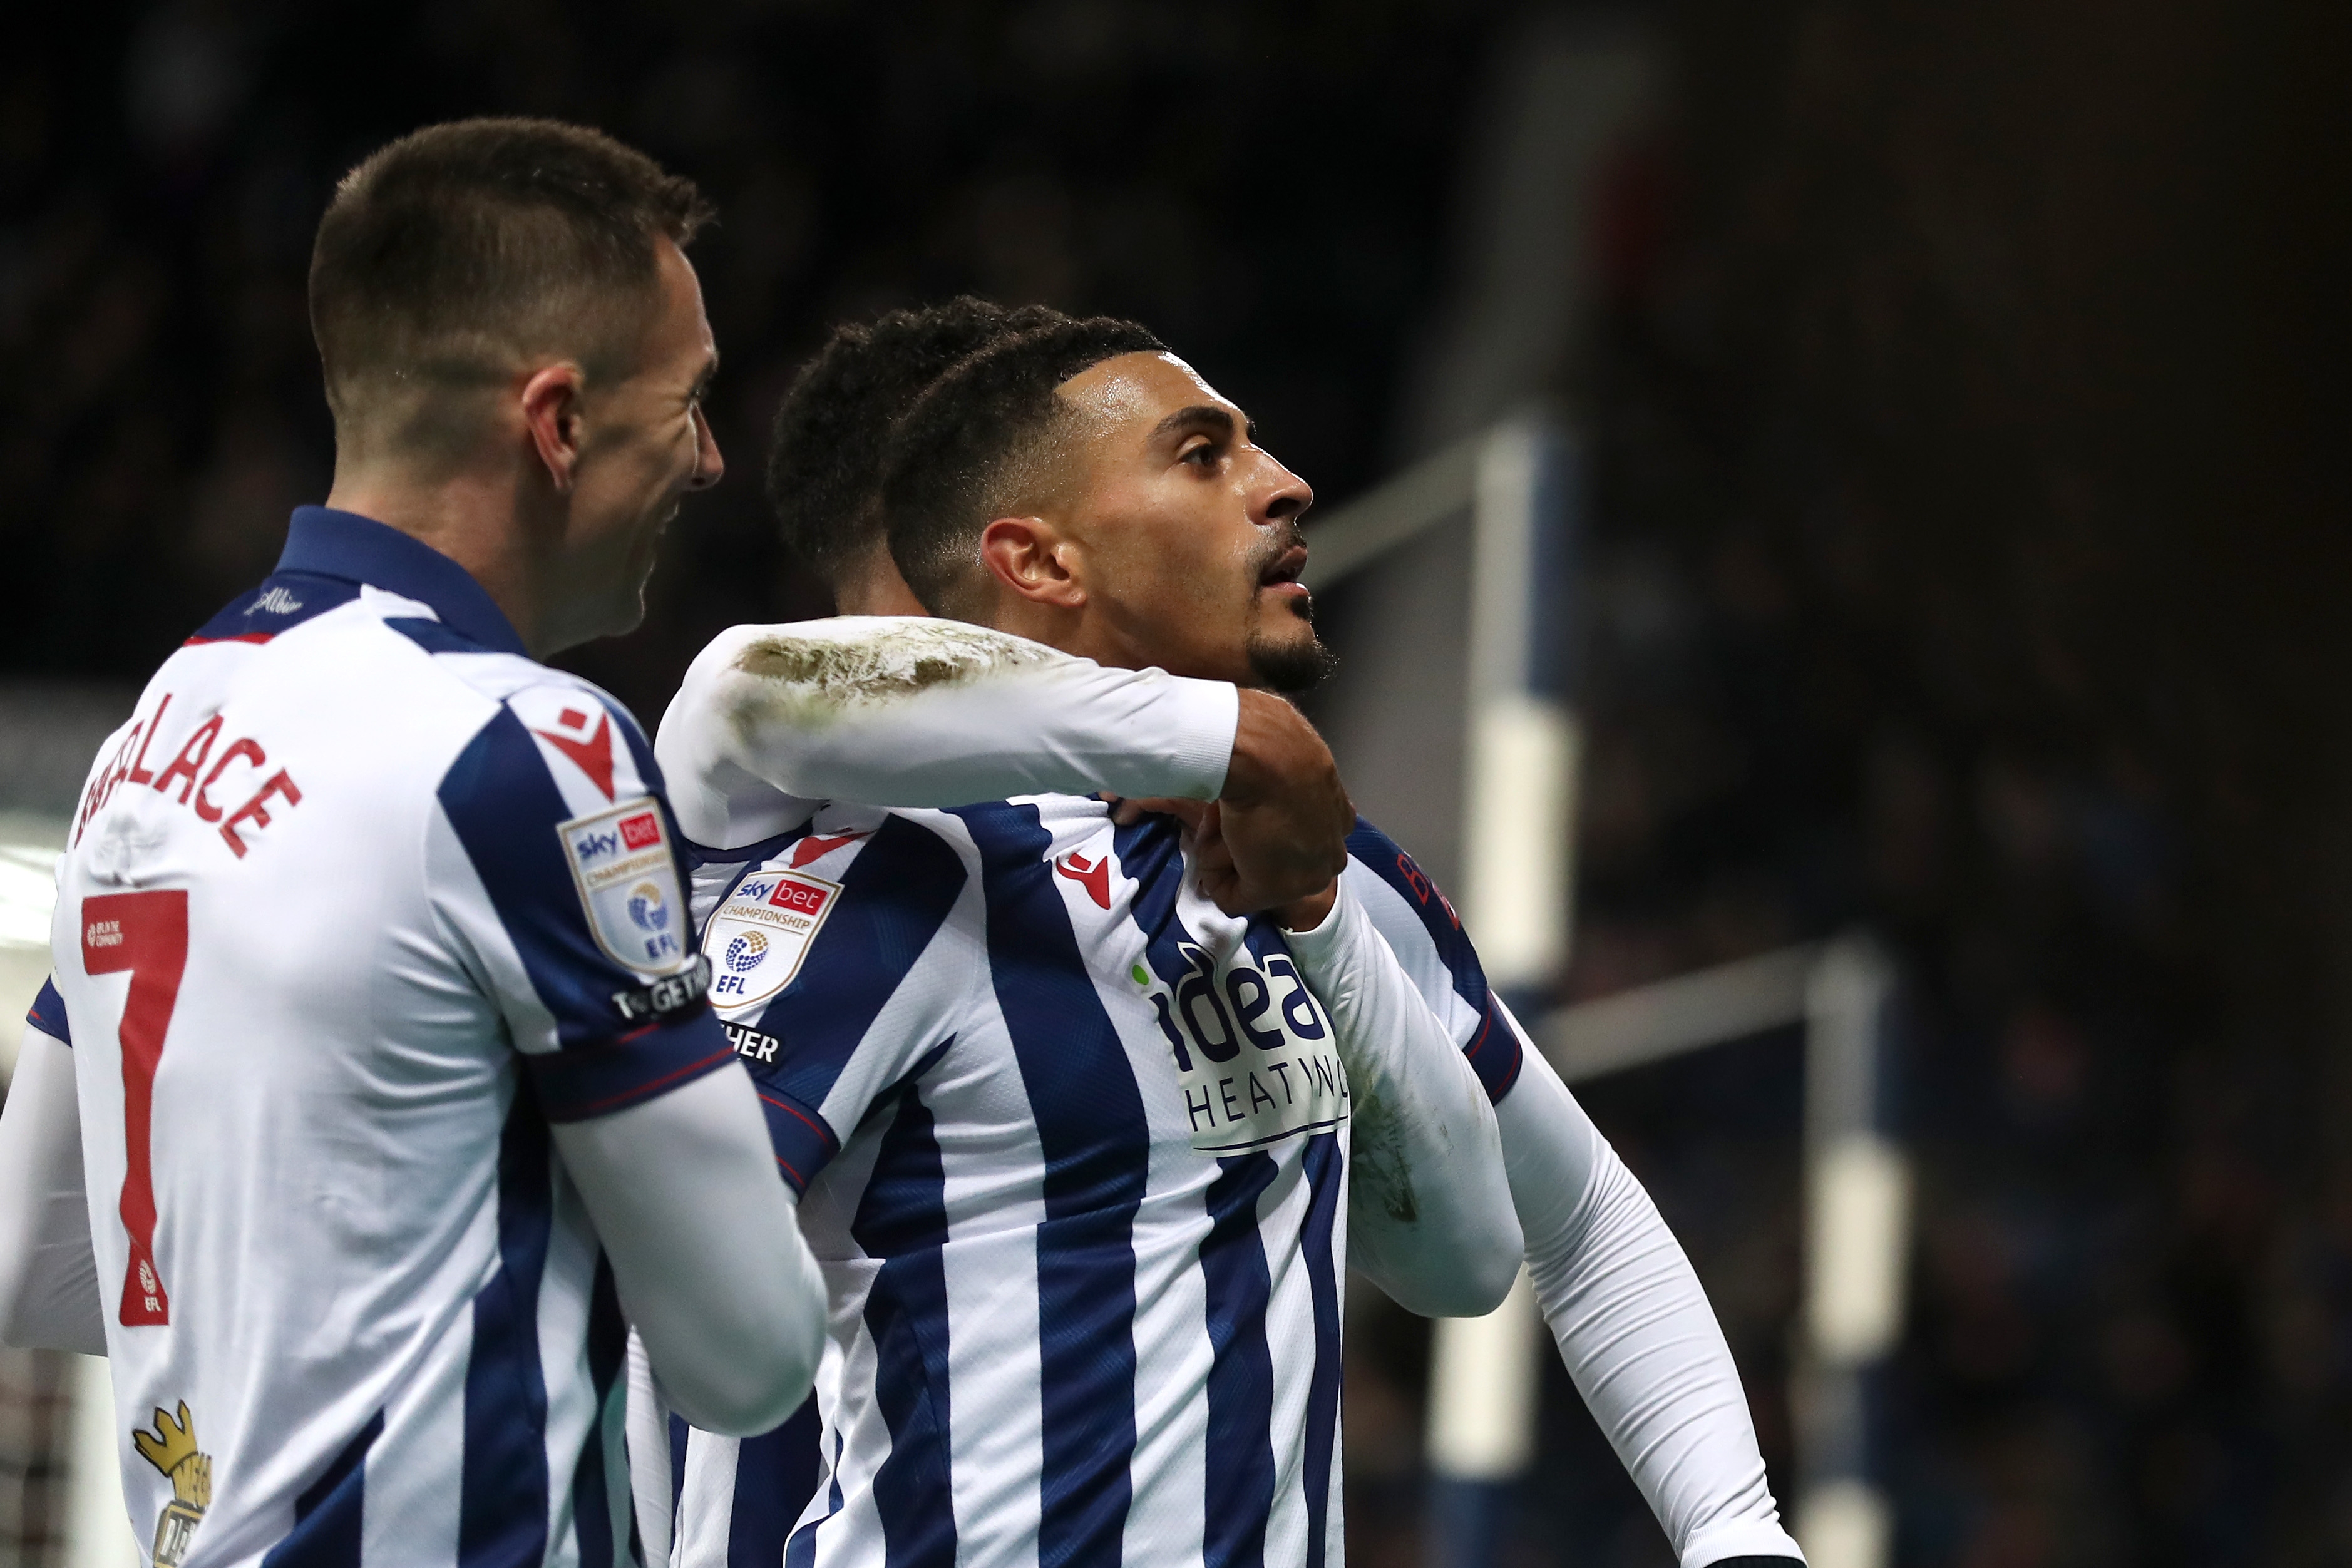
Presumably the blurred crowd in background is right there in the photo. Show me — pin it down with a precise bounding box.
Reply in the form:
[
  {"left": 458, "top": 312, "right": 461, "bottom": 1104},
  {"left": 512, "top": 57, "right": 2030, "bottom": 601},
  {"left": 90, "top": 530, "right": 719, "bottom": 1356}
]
[{"left": 2, "top": 3, "right": 2346, "bottom": 1566}]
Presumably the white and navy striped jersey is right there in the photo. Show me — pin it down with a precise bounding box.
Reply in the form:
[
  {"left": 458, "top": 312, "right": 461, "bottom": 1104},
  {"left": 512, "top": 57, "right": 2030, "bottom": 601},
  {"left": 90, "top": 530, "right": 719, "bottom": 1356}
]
[
  {"left": 680, "top": 797, "right": 1397, "bottom": 1568},
  {"left": 645, "top": 617, "right": 1800, "bottom": 1568},
  {"left": 667, "top": 789, "right": 1522, "bottom": 1568},
  {"left": 41, "top": 506, "right": 735, "bottom": 1568}
]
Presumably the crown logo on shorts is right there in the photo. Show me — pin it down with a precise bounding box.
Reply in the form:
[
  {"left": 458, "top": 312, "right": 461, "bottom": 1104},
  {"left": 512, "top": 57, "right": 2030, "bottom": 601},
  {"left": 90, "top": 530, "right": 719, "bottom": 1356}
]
[{"left": 134, "top": 1402, "right": 211, "bottom": 1568}]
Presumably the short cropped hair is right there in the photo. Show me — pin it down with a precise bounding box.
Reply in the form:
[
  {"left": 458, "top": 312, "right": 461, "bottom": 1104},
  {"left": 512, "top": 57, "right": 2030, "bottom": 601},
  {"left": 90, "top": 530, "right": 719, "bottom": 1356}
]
[
  {"left": 309, "top": 117, "right": 711, "bottom": 431},
  {"left": 765, "top": 297, "right": 1062, "bottom": 587},
  {"left": 882, "top": 315, "right": 1164, "bottom": 614}
]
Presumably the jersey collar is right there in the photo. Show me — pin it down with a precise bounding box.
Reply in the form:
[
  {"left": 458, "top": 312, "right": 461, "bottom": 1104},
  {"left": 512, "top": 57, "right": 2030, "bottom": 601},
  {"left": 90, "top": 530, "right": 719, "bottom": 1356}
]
[{"left": 277, "top": 506, "right": 530, "bottom": 657}]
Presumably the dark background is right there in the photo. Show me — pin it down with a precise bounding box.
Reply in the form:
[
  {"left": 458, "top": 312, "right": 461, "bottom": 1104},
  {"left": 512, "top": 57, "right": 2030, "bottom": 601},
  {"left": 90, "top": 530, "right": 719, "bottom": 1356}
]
[{"left": 4, "top": 2, "right": 2349, "bottom": 1563}]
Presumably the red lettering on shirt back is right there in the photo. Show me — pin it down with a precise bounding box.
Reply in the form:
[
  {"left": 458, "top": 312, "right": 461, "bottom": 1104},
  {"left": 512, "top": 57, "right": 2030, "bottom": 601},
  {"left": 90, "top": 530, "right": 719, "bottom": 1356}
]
[
  {"left": 1395, "top": 849, "right": 1461, "bottom": 929},
  {"left": 74, "top": 695, "right": 302, "bottom": 857},
  {"left": 218, "top": 770, "right": 302, "bottom": 857}
]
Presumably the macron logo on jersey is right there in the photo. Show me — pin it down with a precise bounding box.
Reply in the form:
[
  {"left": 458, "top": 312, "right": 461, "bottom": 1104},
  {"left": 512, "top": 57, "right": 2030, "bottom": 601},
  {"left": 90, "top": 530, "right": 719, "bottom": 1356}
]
[
  {"left": 535, "top": 707, "right": 616, "bottom": 800},
  {"left": 1054, "top": 850, "right": 1112, "bottom": 909}
]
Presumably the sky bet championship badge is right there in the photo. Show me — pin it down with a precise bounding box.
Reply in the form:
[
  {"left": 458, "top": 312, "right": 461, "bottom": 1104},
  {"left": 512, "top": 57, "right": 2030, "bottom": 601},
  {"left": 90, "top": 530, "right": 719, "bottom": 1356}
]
[
  {"left": 558, "top": 797, "right": 690, "bottom": 973},
  {"left": 701, "top": 867, "right": 842, "bottom": 1009},
  {"left": 134, "top": 1402, "right": 210, "bottom": 1568}
]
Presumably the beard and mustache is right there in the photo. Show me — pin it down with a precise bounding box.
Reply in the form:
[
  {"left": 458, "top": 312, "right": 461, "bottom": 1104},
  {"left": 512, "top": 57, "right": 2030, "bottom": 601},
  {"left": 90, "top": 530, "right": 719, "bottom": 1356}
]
[{"left": 1243, "top": 523, "right": 1339, "bottom": 696}]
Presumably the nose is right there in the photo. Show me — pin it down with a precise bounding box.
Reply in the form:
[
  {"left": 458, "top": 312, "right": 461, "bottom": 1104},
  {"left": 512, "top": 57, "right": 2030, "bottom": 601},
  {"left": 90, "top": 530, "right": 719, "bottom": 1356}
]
[
  {"left": 1255, "top": 454, "right": 1313, "bottom": 528},
  {"left": 689, "top": 405, "right": 724, "bottom": 491}
]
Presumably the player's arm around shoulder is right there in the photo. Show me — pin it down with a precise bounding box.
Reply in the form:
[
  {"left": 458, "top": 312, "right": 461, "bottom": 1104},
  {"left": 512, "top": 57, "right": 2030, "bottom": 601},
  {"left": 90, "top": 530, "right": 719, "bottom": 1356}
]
[
  {"left": 429, "top": 680, "right": 824, "bottom": 1434},
  {"left": 660, "top": 615, "right": 1240, "bottom": 809},
  {"left": 1281, "top": 883, "right": 1522, "bottom": 1316}
]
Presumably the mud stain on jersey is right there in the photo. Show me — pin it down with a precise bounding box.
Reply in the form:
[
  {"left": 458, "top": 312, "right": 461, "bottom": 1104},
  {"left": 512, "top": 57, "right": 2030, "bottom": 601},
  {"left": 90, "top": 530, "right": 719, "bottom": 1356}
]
[
  {"left": 727, "top": 623, "right": 1057, "bottom": 742},
  {"left": 1348, "top": 1091, "right": 1421, "bottom": 1224}
]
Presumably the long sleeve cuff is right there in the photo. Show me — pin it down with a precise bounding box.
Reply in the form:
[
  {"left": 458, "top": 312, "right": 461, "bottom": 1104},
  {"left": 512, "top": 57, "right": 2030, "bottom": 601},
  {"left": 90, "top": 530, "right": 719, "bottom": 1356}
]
[
  {"left": 1133, "top": 672, "right": 1238, "bottom": 800},
  {"left": 1683, "top": 1523, "right": 1807, "bottom": 1567}
]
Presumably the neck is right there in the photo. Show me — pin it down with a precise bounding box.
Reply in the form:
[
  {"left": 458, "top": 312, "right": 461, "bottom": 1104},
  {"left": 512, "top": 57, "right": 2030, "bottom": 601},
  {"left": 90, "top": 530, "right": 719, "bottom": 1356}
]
[
  {"left": 325, "top": 458, "right": 563, "bottom": 655},
  {"left": 980, "top": 591, "right": 1148, "bottom": 674},
  {"left": 829, "top": 549, "right": 930, "bottom": 617}
]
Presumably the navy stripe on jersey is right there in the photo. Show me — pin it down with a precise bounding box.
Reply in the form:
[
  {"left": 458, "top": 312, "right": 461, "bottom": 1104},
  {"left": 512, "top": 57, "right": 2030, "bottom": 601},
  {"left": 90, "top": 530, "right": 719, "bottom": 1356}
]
[
  {"left": 783, "top": 1428, "right": 846, "bottom": 1568},
  {"left": 1459, "top": 998, "right": 1523, "bottom": 1104},
  {"left": 757, "top": 1090, "right": 840, "bottom": 1193},
  {"left": 851, "top": 1089, "right": 957, "bottom": 1568},
  {"left": 714, "top": 1400, "right": 823, "bottom": 1568},
  {"left": 571, "top": 1257, "right": 632, "bottom": 1568},
  {"left": 1345, "top": 817, "right": 1523, "bottom": 1104},
  {"left": 275, "top": 506, "right": 528, "bottom": 655},
  {"left": 459, "top": 1099, "right": 554, "bottom": 1568},
  {"left": 1201, "top": 1155, "right": 1280, "bottom": 1568},
  {"left": 1298, "top": 1134, "right": 1346, "bottom": 1568},
  {"left": 257, "top": 1408, "right": 384, "bottom": 1568},
  {"left": 955, "top": 802, "right": 1151, "bottom": 1568},
  {"left": 26, "top": 976, "right": 68, "bottom": 1044},
  {"left": 737, "top": 817, "right": 967, "bottom": 1191},
  {"left": 525, "top": 1010, "right": 735, "bottom": 1123},
  {"left": 184, "top": 571, "right": 363, "bottom": 647},
  {"left": 387, "top": 617, "right": 489, "bottom": 655},
  {"left": 1344, "top": 818, "right": 1483, "bottom": 1008},
  {"left": 681, "top": 821, "right": 817, "bottom": 876},
  {"left": 438, "top": 707, "right": 729, "bottom": 1105}
]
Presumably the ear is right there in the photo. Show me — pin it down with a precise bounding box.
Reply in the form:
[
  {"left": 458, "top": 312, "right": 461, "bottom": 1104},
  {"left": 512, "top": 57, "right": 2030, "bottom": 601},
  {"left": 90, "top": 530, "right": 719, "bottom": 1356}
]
[
  {"left": 519, "top": 364, "right": 588, "bottom": 494},
  {"left": 979, "top": 516, "right": 1086, "bottom": 609}
]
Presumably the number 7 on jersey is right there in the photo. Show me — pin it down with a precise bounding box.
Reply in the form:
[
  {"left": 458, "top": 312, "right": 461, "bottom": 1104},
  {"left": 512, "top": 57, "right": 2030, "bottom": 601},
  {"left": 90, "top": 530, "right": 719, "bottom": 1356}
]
[{"left": 82, "top": 889, "right": 188, "bottom": 1326}]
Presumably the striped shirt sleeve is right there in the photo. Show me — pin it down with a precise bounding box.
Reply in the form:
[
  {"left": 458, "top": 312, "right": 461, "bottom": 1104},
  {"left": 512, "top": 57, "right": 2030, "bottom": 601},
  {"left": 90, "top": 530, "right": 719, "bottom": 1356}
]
[
  {"left": 1338, "top": 816, "right": 1524, "bottom": 1104},
  {"left": 431, "top": 700, "right": 735, "bottom": 1122},
  {"left": 724, "top": 816, "right": 976, "bottom": 1192}
]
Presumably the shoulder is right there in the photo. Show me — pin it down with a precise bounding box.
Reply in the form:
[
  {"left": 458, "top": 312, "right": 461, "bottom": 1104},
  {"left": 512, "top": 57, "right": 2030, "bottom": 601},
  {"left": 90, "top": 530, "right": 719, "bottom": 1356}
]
[
  {"left": 1342, "top": 815, "right": 1490, "bottom": 1002},
  {"left": 397, "top": 638, "right": 663, "bottom": 866},
  {"left": 674, "top": 615, "right": 1067, "bottom": 720},
  {"left": 654, "top": 620, "right": 791, "bottom": 776},
  {"left": 1344, "top": 817, "right": 1466, "bottom": 937}
]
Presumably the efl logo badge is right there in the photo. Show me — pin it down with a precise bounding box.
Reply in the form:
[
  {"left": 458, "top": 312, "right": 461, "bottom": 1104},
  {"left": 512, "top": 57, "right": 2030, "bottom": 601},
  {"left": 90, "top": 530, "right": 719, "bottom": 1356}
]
[
  {"left": 558, "top": 796, "right": 691, "bottom": 974},
  {"left": 701, "top": 867, "right": 843, "bottom": 1009}
]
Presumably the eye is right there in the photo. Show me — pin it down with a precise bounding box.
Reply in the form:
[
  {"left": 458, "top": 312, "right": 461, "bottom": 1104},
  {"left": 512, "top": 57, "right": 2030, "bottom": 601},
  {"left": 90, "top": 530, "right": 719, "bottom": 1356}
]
[{"left": 1181, "top": 439, "right": 1221, "bottom": 469}]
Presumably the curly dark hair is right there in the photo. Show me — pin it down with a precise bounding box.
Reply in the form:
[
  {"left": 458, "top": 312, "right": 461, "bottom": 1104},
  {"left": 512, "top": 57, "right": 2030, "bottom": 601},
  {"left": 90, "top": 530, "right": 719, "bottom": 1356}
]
[{"left": 764, "top": 297, "right": 1064, "bottom": 587}]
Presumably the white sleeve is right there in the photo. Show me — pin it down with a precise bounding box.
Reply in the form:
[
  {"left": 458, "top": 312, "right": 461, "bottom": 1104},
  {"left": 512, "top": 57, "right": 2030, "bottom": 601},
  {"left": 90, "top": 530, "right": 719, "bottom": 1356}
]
[
  {"left": 1282, "top": 886, "right": 1523, "bottom": 1317},
  {"left": 656, "top": 619, "right": 1239, "bottom": 846},
  {"left": 1494, "top": 1003, "right": 1805, "bottom": 1567},
  {"left": 624, "top": 1331, "right": 675, "bottom": 1568},
  {"left": 0, "top": 1020, "right": 105, "bottom": 1355},
  {"left": 554, "top": 1064, "right": 827, "bottom": 1436}
]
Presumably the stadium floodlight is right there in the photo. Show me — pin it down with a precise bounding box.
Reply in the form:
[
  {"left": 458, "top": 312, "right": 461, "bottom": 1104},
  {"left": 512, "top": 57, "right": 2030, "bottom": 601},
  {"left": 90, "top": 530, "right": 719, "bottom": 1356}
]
[{"left": 1305, "top": 422, "right": 1909, "bottom": 1568}]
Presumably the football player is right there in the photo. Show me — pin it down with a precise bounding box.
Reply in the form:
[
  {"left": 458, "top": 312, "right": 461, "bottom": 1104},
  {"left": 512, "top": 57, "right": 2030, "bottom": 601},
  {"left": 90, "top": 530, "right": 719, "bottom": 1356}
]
[
  {"left": 0, "top": 120, "right": 828, "bottom": 1568},
  {"left": 648, "top": 301, "right": 1807, "bottom": 1568}
]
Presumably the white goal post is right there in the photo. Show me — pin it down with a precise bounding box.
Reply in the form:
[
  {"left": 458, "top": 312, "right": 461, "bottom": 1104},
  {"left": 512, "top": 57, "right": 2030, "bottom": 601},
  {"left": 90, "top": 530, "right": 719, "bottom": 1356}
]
[{"left": 1304, "top": 418, "right": 1909, "bottom": 1568}]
